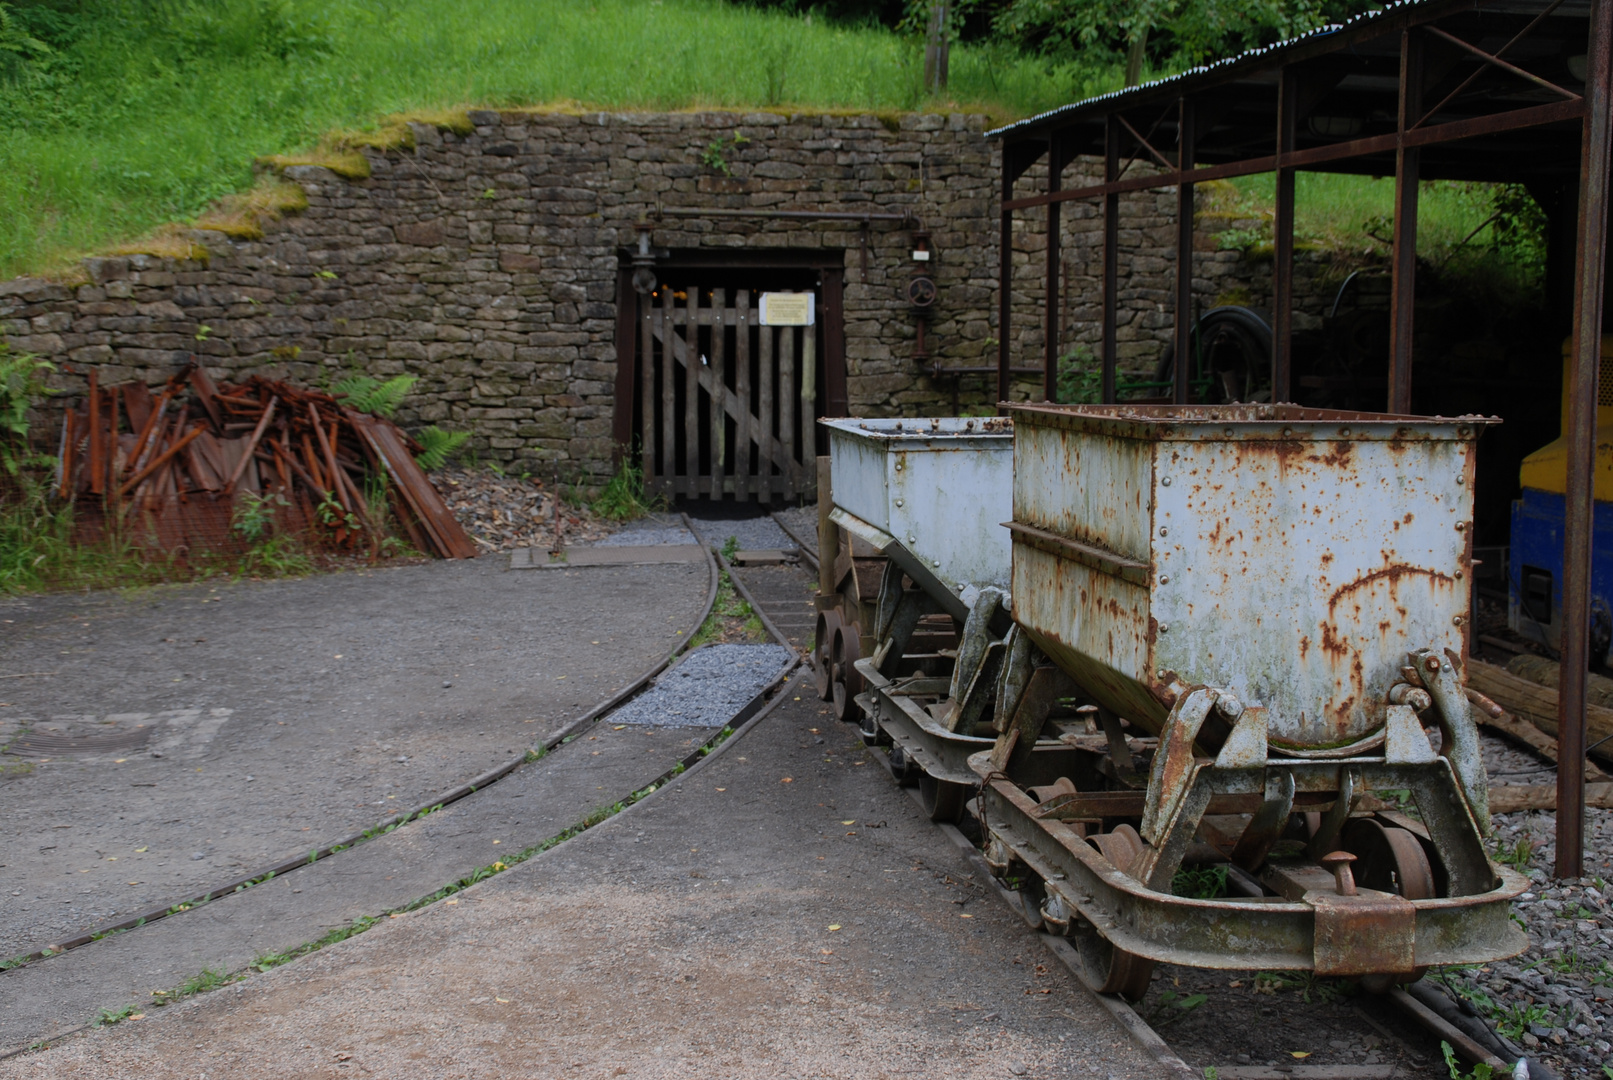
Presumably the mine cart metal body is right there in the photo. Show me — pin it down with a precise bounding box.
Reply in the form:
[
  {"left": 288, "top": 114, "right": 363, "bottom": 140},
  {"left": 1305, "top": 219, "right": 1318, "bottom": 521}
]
[
  {"left": 975, "top": 404, "right": 1526, "bottom": 998},
  {"left": 814, "top": 417, "right": 1017, "bottom": 819}
]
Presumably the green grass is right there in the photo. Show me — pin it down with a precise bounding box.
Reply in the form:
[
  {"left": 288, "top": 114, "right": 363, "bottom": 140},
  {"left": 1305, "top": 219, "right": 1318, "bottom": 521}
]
[
  {"left": 1206, "top": 174, "right": 1540, "bottom": 284},
  {"left": 0, "top": 0, "right": 1091, "bottom": 279}
]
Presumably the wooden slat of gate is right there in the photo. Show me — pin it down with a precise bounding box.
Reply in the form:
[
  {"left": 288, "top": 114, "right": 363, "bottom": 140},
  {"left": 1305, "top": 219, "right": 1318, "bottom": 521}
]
[
  {"left": 640, "top": 293, "right": 655, "bottom": 490},
  {"left": 779, "top": 325, "right": 796, "bottom": 500},
  {"left": 757, "top": 320, "right": 775, "bottom": 500},
  {"left": 683, "top": 288, "right": 699, "bottom": 498},
  {"left": 800, "top": 322, "right": 816, "bottom": 496},
  {"left": 659, "top": 288, "right": 676, "bottom": 498},
  {"left": 734, "top": 290, "right": 751, "bottom": 501},
  {"left": 710, "top": 288, "right": 726, "bottom": 500}
]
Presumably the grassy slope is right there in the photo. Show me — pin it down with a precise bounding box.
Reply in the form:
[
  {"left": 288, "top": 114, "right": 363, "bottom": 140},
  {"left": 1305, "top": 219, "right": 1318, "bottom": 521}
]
[
  {"left": 1216, "top": 172, "right": 1504, "bottom": 258},
  {"left": 0, "top": 0, "right": 1085, "bottom": 278},
  {"left": 0, "top": 0, "right": 1502, "bottom": 281}
]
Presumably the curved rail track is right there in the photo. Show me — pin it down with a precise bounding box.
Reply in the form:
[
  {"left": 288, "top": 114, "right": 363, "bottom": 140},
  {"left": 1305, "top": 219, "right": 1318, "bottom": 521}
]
[
  {"left": 1, "top": 510, "right": 1556, "bottom": 1077},
  {"left": 756, "top": 512, "right": 1548, "bottom": 1080}
]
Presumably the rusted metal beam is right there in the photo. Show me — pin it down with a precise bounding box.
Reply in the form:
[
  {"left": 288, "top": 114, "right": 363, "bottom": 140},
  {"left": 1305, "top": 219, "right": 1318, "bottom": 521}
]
[
  {"left": 1415, "top": 0, "right": 1569, "bottom": 128},
  {"left": 1389, "top": 28, "right": 1423, "bottom": 413},
  {"left": 1001, "top": 98, "right": 1587, "bottom": 213},
  {"left": 1273, "top": 67, "right": 1298, "bottom": 404},
  {"left": 998, "top": 168, "right": 1014, "bottom": 404},
  {"left": 1423, "top": 23, "right": 1580, "bottom": 105},
  {"left": 1117, "top": 112, "right": 1175, "bottom": 172},
  {"left": 1174, "top": 98, "right": 1195, "bottom": 405},
  {"left": 1045, "top": 133, "right": 1066, "bottom": 402},
  {"left": 1103, "top": 116, "right": 1120, "bottom": 405},
  {"left": 1559, "top": 0, "right": 1613, "bottom": 881},
  {"left": 989, "top": 0, "right": 1478, "bottom": 143}
]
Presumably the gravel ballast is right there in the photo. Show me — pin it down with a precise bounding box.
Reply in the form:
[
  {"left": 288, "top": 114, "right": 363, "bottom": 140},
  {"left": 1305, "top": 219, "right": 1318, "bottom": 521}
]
[
  {"left": 608, "top": 644, "right": 795, "bottom": 729},
  {"left": 1424, "top": 734, "right": 1613, "bottom": 1079}
]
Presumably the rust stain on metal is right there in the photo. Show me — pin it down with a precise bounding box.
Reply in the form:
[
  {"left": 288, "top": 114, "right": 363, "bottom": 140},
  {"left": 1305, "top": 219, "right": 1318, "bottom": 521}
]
[{"left": 1328, "top": 564, "right": 1455, "bottom": 613}]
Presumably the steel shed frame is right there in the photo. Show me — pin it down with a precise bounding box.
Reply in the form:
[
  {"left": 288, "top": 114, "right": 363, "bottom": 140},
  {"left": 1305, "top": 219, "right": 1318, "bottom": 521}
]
[{"left": 989, "top": 0, "right": 1613, "bottom": 877}]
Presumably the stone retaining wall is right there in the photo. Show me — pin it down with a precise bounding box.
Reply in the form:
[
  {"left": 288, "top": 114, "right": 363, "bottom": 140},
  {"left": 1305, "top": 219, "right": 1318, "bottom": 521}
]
[{"left": 1, "top": 109, "right": 1362, "bottom": 484}]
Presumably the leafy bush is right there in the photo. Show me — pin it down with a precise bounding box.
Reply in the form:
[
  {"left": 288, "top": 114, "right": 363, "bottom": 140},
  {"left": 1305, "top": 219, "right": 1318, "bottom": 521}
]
[
  {"left": 1055, "top": 343, "right": 1100, "bottom": 404},
  {"left": 0, "top": 344, "right": 51, "bottom": 475}
]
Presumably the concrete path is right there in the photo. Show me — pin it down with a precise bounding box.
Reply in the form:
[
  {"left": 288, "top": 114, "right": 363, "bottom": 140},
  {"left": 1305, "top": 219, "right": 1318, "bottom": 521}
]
[
  {"left": 0, "top": 672, "right": 1156, "bottom": 1080},
  {"left": 0, "top": 556, "right": 710, "bottom": 962}
]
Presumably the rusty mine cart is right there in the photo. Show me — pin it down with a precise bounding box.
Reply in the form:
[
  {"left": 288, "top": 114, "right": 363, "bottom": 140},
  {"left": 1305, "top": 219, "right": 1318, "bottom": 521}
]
[
  {"left": 822, "top": 404, "right": 1528, "bottom": 1000},
  {"left": 814, "top": 416, "right": 1016, "bottom": 822}
]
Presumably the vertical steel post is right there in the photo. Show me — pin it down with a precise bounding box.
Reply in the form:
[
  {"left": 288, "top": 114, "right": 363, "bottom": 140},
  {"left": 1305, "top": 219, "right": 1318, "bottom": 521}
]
[
  {"left": 1272, "top": 67, "right": 1298, "bottom": 404},
  {"left": 1389, "top": 28, "right": 1423, "bottom": 414},
  {"left": 1045, "top": 133, "right": 1065, "bottom": 402},
  {"left": 1103, "top": 116, "right": 1121, "bottom": 405},
  {"left": 1174, "top": 97, "right": 1196, "bottom": 405},
  {"left": 998, "top": 157, "right": 1014, "bottom": 404},
  {"left": 1558, "top": 0, "right": 1613, "bottom": 880}
]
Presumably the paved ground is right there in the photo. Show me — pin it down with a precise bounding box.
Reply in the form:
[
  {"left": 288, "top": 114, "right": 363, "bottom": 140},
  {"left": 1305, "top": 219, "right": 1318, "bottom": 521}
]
[
  {"left": 0, "top": 555, "right": 710, "bottom": 962},
  {"left": 0, "top": 673, "right": 1155, "bottom": 1080},
  {"left": 0, "top": 720, "right": 725, "bottom": 1050}
]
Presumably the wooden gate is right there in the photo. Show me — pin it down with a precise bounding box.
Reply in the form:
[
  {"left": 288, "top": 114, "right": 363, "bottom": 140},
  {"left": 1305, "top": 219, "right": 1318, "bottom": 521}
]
[{"left": 634, "top": 283, "right": 820, "bottom": 500}]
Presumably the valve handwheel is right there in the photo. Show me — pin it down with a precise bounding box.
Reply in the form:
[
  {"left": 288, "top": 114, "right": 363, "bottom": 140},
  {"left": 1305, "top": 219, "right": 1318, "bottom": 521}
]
[{"left": 906, "top": 276, "right": 937, "bottom": 308}]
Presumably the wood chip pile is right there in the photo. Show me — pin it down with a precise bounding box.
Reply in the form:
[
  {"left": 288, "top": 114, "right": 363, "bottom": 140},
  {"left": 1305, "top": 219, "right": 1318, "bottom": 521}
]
[{"left": 56, "top": 362, "right": 476, "bottom": 560}]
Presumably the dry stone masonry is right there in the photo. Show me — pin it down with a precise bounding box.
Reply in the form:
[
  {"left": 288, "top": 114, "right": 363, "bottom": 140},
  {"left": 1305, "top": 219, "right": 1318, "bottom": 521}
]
[{"left": 2, "top": 109, "right": 1349, "bottom": 485}]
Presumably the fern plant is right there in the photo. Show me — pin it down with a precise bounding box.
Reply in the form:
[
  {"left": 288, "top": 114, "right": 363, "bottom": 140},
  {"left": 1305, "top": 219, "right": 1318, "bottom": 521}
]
[
  {"left": 332, "top": 374, "right": 416, "bottom": 417},
  {"left": 414, "top": 426, "right": 469, "bottom": 471}
]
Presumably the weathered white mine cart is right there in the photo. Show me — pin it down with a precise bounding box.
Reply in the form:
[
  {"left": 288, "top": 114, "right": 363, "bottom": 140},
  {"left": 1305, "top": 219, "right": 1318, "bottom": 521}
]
[
  {"left": 975, "top": 403, "right": 1527, "bottom": 999},
  {"left": 814, "top": 417, "right": 1017, "bottom": 820}
]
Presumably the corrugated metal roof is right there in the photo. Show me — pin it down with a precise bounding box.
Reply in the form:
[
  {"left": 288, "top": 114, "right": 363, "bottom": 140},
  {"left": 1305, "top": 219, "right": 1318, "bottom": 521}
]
[{"left": 986, "top": 0, "right": 1436, "bottom": 139}]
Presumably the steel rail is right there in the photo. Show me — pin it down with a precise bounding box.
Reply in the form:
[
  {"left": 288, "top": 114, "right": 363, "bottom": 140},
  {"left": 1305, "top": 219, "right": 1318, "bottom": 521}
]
[
  {"left": 710, "top": 543, "right": 797, "bottom": 651},
  {"left": 0, "top": 540, "right": 724, "bottom": 975},
  {"left": 768, "top": 511, "right": 819, "bottom": 575},
  {"left": 799, "top": 512, "right": 1531, "bottom": 1077},
  {"left": 1, "top": 651, "right": 803, "bottom": 1065}
]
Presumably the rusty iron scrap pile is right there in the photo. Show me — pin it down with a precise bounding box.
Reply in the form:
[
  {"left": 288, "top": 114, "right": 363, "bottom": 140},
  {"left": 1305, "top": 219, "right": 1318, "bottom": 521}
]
[{"left": 56, "top": 363, "right": 476, "bottom": 560}]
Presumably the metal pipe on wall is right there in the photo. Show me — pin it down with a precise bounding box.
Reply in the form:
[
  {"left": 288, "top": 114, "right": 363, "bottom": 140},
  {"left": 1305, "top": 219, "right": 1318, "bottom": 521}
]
[{"left": 1559, "top": 0, "right": 1613, "bottom": 880}]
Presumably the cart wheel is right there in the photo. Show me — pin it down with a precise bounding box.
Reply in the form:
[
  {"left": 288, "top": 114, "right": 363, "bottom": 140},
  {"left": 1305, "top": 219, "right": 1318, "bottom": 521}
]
[
  {"left": 1341, "top": 819, "right": 1434, "bottom": 993},
  {"left": 888, "top": 744, "right": 918, "bottom": 786},
  {"left": 1017, "top": 874, "right": 1048, "bottom": 931},
  {"left": 1340, "top": 819, "right": 1436, "bottom": 900},
  {"left": 1091, "top": 824, "right": 1146, "bottom": 878},
  {"left": 1074, "top": 927, "right": 1157, "bottom": 1002},
  {"left": 830, "top": 621, "right": 862, "bottom": 724},
  {"left": 919, "top": 772, "right": 967, "bottom": 823},
  {"left": 814, "top": 610, "right": 841, "bottom": 701}
]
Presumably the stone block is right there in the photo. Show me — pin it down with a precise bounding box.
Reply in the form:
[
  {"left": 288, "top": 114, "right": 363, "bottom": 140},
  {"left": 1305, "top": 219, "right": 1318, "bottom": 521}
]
[{"left": 396, "top": 220, "right": 447, "bottom": 246}]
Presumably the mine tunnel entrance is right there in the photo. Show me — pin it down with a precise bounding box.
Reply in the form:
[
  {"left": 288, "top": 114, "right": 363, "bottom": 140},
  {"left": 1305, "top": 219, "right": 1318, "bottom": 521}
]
[{"left": 614, "top": 250, "right": 845, "bottom": 504}]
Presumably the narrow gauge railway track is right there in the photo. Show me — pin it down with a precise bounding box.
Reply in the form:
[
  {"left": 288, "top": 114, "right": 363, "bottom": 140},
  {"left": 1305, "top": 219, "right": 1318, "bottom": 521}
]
[
  {"left": 1, "top": 536, "right": 723, "bottom": 977},
  {"left": 750, "top": 510, "right": 1542, "bottom": 1080},
  {"left": 0, "top": 535, "right": 786, "bottom": 1058}
]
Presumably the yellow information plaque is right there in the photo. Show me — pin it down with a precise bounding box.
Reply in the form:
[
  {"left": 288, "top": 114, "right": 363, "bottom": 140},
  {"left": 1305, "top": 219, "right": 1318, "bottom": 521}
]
[{"left": 759, "top": 292, "right": 815, "bottom": 326}]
